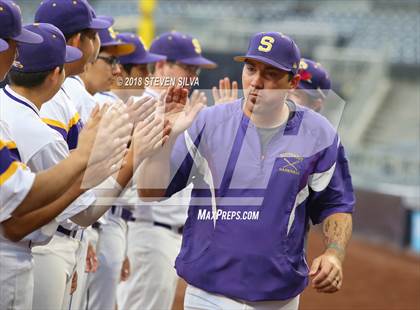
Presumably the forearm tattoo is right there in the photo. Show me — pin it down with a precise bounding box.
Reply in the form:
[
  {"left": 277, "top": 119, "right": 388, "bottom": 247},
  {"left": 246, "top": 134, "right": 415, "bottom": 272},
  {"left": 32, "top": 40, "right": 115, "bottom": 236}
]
[{"left": 322, "top": 214, "right": 352, "bottom": 261}]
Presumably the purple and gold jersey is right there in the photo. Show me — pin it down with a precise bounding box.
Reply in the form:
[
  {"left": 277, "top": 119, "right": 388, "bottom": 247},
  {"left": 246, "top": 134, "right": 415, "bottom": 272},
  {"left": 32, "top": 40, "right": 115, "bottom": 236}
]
[
  {"left": 165, "top": 99, "right": 355, "bottom": 301},
  {"left": 0, "top": 123, "right": 35, "bottom": 223},
  {"left": 40, "top": 87, "right": 83, "bottom": 151}
]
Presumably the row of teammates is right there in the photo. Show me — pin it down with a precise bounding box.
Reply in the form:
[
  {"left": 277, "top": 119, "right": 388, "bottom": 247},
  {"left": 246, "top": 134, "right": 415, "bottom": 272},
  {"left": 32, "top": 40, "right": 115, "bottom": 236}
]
[{"left": 0, "top": 0, "right": 355, "bottom": 310}]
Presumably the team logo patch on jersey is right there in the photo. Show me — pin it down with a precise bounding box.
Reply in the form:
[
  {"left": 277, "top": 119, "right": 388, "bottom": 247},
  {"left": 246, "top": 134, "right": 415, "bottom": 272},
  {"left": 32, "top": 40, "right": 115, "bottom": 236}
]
[{"left": 278, "top": 152, "right": 303, "bottom": 175}]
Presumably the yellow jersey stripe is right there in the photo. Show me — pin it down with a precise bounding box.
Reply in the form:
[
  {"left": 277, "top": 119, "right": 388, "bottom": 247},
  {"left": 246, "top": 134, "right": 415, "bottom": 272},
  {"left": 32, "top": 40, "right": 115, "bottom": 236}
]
[
  {"left": 68, "top": 113, "right": 81, "bottom": 128},
  {"left": 0, "top": 161, "right": 26, "bottom": 186},
  {"left": 0, "top": 139, "right": 17, "bottom": 149},
  {"left": 42, "top": 118, "right": 69, "bottom": 132}
]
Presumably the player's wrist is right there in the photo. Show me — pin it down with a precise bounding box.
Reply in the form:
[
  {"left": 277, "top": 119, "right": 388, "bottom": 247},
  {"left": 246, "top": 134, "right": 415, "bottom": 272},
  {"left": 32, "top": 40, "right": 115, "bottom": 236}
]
[
  {"left": 325, "top": 244, "right": 346, "bottom": 262},
  {"left": 69, "top": 149, "right": 89, "bottom": 170},
  {"left": 125, "top": 147, "right": 135, "bottom": 169}
]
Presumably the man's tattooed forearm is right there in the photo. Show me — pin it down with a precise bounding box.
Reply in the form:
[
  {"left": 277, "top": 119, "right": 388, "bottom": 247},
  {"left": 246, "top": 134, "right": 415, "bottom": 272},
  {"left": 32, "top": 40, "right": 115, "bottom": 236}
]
[{"left": 322, "top": 214, "right": 352, "bottom": 260}]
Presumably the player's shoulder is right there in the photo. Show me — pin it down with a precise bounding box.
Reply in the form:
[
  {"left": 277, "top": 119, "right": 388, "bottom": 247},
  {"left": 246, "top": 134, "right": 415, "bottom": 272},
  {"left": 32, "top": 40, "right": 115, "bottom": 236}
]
[
  {"left": 63, "top": 76, "right": 83, "bottom": 88},
  {"left": 0, "top": 119, "right": 14, "bottom": 141},
  {"left": 198, "top": 98, "right": 243, "bottom": 127},
  {"left": 94, "top": 91, "right": 117, "bottom": 99},
  {"left": 94, "top": 91, "right": 120, "bottom": 105},
  {"left": 8, "top": 115, "right": 65, "bottom": 163},
  {"left": 41, "top": 88, "right": 74, "bottom": 113},
  {"left": 0, "top": 90, "right": 65, "bottom": 149},
  {"left": 294, "top": 102, "right": 337, "bottom": 138},
  {"left": 63, "top": 76, "right": 94, "bottom": 100},
  {"left": 41, "top": 91, "right": 81, "bottom": 137},
  {"left": 0, "top": 87, "right": 36, "bottom": 118},
  {"left": 208, "top": 98, "right": 242, "bottom": 114}
]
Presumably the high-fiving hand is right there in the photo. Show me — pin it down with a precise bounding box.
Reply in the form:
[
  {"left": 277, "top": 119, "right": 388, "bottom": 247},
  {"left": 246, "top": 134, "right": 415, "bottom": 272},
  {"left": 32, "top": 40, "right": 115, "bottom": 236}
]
[
  {"left": 124, "top": 96, "right": 157, "bottom": 127},
  {"left": 212, "top": 77, "right": 238, "bottom": 105},
  {"left": 159, "top": 86, "right": 205, "bottom": 137},
  {"left": 78, "top": 104, "right": 133, "bottom": 188}
]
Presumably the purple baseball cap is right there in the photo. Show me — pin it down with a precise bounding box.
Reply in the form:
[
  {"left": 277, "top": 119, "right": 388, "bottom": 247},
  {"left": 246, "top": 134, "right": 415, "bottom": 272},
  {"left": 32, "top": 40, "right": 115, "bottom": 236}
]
[
  {"left": 12, "top": 23, "right": 82, "bottom": 73},
  {"left": 117, "top": 32, "right": 166, "bottom": 65},
  {"left": 97, "top": 15, "right": 114, "bottom": 25},
  {"left": 150, "top": 31, "right": 217, "bottom": 69},
  {"left": 0, "top": 0, "right": 43, "bottom": 52},
  {"left": 298, "top": 58, "right": 331, "bottom": 98},
  {"left": 234, "top": 32, "right": 301, "bottom": 75},
  {"left": 34, "top": 0, "right": 111, "bottom": 36},
  {"left": 97, "top": 26, "right": 135, "bottom": 56}
]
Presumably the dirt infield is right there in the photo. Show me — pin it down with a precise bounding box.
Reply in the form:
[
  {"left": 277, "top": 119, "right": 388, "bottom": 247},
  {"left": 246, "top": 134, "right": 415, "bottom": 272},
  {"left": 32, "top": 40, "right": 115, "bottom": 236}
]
[
  {"left": 173, "top": 230, "right": 420, "bottom": 310},
  {"left": 301, "top": 231, "right": 420, "bottom": 310}
]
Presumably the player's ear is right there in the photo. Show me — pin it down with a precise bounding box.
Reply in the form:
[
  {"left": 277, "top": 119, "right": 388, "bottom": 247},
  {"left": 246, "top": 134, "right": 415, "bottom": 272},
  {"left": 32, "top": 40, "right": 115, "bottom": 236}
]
[
  {"left": 289, "top": 73, "right": 300, "bottom": 89},
  {"left": 67, "top": 33, "right": 82, "bottom": 48},
  {"left": 48, "top": 66, "right": 62, "bottom": 84},
  {"left": 155, "top": 60, "right": 165, "bottom": 72}
]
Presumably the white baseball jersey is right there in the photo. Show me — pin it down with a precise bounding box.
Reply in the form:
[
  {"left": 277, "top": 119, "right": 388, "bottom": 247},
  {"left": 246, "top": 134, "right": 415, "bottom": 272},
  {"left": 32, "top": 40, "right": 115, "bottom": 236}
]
[
  {"left": 31, "top": 78, "right": 98, "bottom": 310},
  {"left": 92, "top": 91, "right": 128, "bottom": 225},
  {"left": 0, "top": 121, "right": 35, "bottom": 223},
  {"left": 40, "top": 86, "right": 83, "bottom": 151},
  {"left": 62, "top": 76, "right": 97, "bottom": 124},
  {"left": 94, "top": 91, "right": 121, "bottom": 107},
  {"left": 0, "top": 86, "right": 95, "bottom": 238}
]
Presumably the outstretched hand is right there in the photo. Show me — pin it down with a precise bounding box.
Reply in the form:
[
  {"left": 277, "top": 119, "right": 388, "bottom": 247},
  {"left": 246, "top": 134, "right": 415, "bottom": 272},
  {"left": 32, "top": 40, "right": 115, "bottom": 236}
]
[
  {"left": 158, "top": 86, "right": 205, "bottom": 137},
  {"left": 131, "top": 115, "right": 171, "bottom": 165},
  {"left": 78, "top": 104, "right": 133, "bottom": 188},
  {"left": 79, "top": 104, "right": 132, "bottom": 166},
  {"left": 125, "top": 96, "right": 157, "bottom": 126},
  {"left": 212, "top": 77, "right": 238, "bottom": 105}
]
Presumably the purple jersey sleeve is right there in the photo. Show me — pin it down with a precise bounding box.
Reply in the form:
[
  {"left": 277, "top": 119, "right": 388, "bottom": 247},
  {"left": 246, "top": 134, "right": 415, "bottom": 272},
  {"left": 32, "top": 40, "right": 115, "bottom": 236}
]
[
  {"left": 165, "top": 109, "right": 207, "bottom": 197},
  {"left": 308, "top": 142, "right": 355, "bottom": 224}
]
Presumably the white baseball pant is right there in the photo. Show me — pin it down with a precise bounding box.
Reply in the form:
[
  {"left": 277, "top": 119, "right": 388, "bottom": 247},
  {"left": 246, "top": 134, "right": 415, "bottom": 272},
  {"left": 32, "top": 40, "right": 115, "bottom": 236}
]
[
  {"left": 184, "top": 285, "right": 300, "bottom": 310},
  {"left": 32, "top": 233, "right": 82, "bottom": 310},
  {"left": 0, "top": 248, "right": 34, "bottom": 310},
  {"left": 68, "top": 227, "right": 96, "bottom": 310},
  {"left": 117, "top": 221, "right": 182, "bottom": 310},
  {"left": 84, "top": 218, "right": 127, "bottom": 310}
]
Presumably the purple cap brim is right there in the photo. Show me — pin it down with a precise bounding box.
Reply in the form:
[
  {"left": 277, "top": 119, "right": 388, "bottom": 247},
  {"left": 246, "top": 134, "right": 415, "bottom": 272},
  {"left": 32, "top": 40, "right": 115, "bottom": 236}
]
[
  {"left": 179, "top": 55, "right": 217, "bottom": 69},
  {"left": 101, "top": 41, "right": 135, "bottom": 56},
  {"left": 141, "top": 52, "right": 167, "bottom": 63},
  {"left": 97, "top": 15, "right": 114, "bottom": 25},
  {"left": 0, "top": 39, "right": 9, "bottom": 52},
  {"left": 65, "top": 45, "right": 83, "bottom": 63},
  {"left": 234, "top": 55, "right": 294, "bottom": 73},
  {"left": 297, "top": 82, "right": 312, "bottom": 90},
  {"left": 12, "top": 27, "right": 43, "bottom": 44},
  {"left": 89, "top": 17, "right": 112, "bottom": 30},
  {"left": 123, "top": 52, "right": 166, "bottom": 65},
  {"left": 298, "top": 83, "right": 327, "bottom": 99}
]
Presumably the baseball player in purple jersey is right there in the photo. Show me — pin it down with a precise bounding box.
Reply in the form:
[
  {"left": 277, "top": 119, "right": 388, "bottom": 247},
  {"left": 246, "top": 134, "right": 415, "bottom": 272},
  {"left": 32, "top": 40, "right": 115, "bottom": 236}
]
[
  {"left": 138, "top": 32, "right": 355, "bottom": 309},
  {"left": 290, "top": 58, "right": 354, "bottom": 242},
  {"left": 289, "top": 58, "right": 332, "bottom": 113}
]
